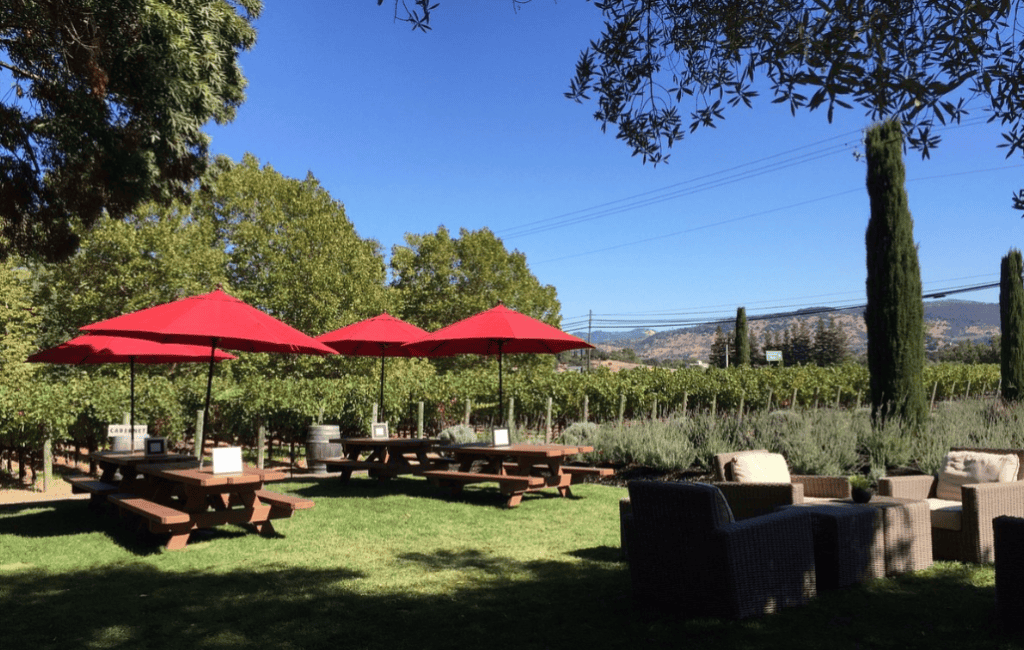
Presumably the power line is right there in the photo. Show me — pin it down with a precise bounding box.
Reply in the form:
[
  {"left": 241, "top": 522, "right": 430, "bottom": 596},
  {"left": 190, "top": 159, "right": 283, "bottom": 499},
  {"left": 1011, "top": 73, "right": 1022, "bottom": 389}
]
[
  {"left": 562, "top": 278, "right": 1002, "bottom": 332},
  {"left": 500, "top": 117, "right": 993, "bottom": 243},
  {"left": 536, "top": 161, "right": 1023, "bottom": 265}
]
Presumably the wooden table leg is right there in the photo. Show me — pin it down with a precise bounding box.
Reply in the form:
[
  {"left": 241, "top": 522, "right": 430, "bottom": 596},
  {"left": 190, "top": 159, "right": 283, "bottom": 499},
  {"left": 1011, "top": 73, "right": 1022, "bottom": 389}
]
[
  {"left": 166, "top": 531, "right": 191, "bottom": 550},
  {"left": 253, "top": 519, "right": 277, "bottom": 537}
]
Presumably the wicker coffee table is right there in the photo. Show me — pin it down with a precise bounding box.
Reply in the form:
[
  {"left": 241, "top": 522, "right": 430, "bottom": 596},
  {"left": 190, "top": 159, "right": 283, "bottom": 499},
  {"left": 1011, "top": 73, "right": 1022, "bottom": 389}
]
[
  {"left": 784, "top": 496, "right": 931, "bottom": 579},
  {"left": 781, "top": 503, "right": 884, "bottom": 589}
]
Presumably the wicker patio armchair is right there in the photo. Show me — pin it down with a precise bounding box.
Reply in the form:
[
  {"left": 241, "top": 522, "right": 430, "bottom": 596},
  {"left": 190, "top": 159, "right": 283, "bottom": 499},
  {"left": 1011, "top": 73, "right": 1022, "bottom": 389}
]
[
  {"left": 624, "top": 480, "right": 817, "bottom": 619},
  {"left": 878, "top": 447, "right": 1024, "bottom": 564},
  {"left": 711, "top": 450, "right": 852, "bottom": 520}
]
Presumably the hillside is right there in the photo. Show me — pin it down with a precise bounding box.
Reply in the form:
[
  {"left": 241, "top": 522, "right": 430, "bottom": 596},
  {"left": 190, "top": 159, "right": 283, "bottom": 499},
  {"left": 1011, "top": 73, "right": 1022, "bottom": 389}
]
[{"left": 577, "top": 300, "right": 999, "bottom": 362}]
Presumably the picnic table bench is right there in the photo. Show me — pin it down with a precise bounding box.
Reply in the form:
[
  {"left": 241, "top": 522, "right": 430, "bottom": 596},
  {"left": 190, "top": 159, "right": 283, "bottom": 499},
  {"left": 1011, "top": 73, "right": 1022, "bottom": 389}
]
[
  {"left": 500, "top": 463, "right": 613, "bottom": 480},
  {"left": 421, "top": 469, "right": 545, "bottom": 495},
  {"left": 427, "top": 443, "right": 602, "bottom": 508},
  {"left": 109, "top": 493, "right": 192, "bottom": 527},
  {"left": 65, "top": 476, "right": 120, "bottom": 508},
  {"left": 255, "top": 489, "right": 315, "bottom": 517},
  {"left": 119, "top": 464, "right": 311, "bottom": 550},
  {"left": 324, "top": 437, "right": 450, "bottom": 482}
]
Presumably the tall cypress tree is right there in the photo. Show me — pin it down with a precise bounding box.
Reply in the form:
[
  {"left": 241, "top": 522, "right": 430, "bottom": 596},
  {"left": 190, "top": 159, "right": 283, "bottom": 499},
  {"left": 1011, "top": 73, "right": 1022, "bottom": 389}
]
[
  {"left": 1000, "top": 248, "right": 1024, "bottom": 401},
  {"left": 864, "top": 120, "right": 927, "bottom": 429},
  {"left": 734, "top": 307, "right": 750, "bottom": 366}
]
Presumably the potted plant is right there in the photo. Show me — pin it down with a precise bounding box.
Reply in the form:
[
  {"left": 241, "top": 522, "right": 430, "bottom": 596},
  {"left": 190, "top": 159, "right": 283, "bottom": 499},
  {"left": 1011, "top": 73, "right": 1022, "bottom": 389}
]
[{"left": 849, "top": 474, "right": 875, "bottom": 503}]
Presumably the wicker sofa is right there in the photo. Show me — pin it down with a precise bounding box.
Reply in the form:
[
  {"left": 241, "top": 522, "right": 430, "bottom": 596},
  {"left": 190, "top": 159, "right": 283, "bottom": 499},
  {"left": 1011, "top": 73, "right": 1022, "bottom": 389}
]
[
  {"left": 711, "top": 450, "right": 852, "bottom": 520},
  {"left": 624, "top": 480, "right": 817, "bottom": 619},
  {"left": 878, "top": 447, "right": 1024, "bottom": 564}
]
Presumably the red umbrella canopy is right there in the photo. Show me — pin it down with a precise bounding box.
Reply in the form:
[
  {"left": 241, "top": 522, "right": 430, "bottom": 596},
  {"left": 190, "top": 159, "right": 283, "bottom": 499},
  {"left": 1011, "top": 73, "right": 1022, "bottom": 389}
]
[
  {"left": 27, "top": 334, "right": 237, "bottom": 449},
  {"left": 402, "top": 305, "right": 592, "bottom": 422},
  {"left": 80, "top": 287, "right": 337, "bottom": 355},
  {"left": 403, "top": 304, "right": 593, "bottom": 357},
  {"left": 316, "top": 313, "right": 428, "bottom": 357},
  {"left": 27, "top": 334, "right": 237, "bottom": 365}
]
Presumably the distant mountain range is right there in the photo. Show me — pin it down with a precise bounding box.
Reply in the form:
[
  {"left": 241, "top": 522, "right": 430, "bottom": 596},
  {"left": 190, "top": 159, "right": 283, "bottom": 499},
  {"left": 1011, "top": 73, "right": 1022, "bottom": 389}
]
[{"left": 571, "top": 300, "right": 1000, "bottom": 362}]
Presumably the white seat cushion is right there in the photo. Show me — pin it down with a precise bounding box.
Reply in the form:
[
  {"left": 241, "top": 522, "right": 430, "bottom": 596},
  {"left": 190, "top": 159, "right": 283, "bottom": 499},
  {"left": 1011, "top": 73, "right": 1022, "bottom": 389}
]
[
  {"left": 935, "top": 451, "right": 1020, "bottom": 501},
  {"left": 729, "top": 452, "right": 791, "bottom": 483},
  {"left": 926, "top": 498, "right": 963, "bottom": 531}
]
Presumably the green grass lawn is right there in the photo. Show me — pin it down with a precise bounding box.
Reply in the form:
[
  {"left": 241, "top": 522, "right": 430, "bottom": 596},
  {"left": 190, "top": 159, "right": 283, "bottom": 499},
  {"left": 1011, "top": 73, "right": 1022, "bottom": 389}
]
[{"left": 0, "top": 476, "right": 1019, "bottom": 650}]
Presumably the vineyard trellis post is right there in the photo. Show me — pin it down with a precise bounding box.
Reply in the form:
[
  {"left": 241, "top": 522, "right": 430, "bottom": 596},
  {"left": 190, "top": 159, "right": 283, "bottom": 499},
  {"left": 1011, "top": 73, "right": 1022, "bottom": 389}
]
[
  {"left": 194, "top": 410, "right": 204, "bottom": 460},
  {"left": 257, "top": 424, "right": 266, "bottom": 469},
  {"left": 508, "top": 397, "right": 515, "bottom": 438},
  {"left": 545, "top": 397, "right": 552, "bottom": 443},
  {"left": 42, "top": 432, "right": 52, "bottom": 493}
]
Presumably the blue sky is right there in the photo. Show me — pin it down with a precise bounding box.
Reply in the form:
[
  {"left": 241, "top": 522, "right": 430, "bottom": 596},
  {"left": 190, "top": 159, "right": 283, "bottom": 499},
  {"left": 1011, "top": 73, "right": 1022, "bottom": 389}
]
[{"left": 204, "top": 2, "right": 1024, "bottom": 332}]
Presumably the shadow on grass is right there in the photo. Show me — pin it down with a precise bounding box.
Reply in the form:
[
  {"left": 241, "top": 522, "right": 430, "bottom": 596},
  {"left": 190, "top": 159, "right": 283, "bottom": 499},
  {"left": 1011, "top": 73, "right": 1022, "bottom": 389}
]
[
  {"left": 568, "top": 545, "right": 623, "bottom": 563},
  {"left": 0, "top": 500, "right": 107, "bottom": 538},
  {"left": 0, "top": 539, "right": 1014, "bottom": 650},
  {"left": 0, "top": 500, "right": 276, "bottom": 556},
  {"left": 295, "top": 475, "right": 588, "bottom": 509}
]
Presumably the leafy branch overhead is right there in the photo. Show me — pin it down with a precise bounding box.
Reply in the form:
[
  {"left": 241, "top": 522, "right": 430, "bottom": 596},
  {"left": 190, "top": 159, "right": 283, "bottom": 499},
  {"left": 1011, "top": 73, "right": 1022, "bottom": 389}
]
[
  {"left": 393, "top": 1, "right": 1024, "bottom": 192},
  {"left": 0, "top": 0, "right": 262, "bottom": 263},
  {"left": 571, "top": 1, "right": 1024, "bottom": 163}
]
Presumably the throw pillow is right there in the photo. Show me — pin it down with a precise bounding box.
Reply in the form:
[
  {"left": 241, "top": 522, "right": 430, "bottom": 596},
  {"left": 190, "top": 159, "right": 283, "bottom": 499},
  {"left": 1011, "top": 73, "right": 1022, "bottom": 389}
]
[
  {"left": 935, "top": 451, "right": 1020, "bottom": 501},
  {"left": 730, "top": 452, "right": 792, "bottom": 483}
]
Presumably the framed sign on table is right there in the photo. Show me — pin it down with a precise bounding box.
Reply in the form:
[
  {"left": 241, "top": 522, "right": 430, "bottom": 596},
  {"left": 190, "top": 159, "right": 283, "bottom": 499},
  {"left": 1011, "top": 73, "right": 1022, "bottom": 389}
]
[{"left": 491, "top": 428, "right": 510, "bottom": 447}]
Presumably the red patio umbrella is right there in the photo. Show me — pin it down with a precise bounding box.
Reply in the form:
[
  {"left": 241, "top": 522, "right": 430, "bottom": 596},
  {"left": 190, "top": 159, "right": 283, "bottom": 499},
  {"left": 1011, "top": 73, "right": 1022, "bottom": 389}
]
[
  {"left": 27, "top": 334, "right": 236, "bottom": 449},
  {"left": 402, "top": 304, "right": 593, "bottom": 421},
  {"left": 79, "top": 287, "right": 337, "bottom": 447},
  {"left": 316, "top": 313, "right": 428, "bottom": 422}
]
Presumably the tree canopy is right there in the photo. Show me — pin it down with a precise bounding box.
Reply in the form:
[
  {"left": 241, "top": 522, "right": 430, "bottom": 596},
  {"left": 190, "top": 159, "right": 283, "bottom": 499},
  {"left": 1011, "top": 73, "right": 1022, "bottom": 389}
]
[
  {"left": 564, "top": 1, "right": 1024, "bottom": 165},
  {"left": 0, "top": 0, "right": 261, "bottom": 263},
  {"left": 390, "top": 225, "right": 561, "bottom": 332},
  {"left": 199, "top": 154, "right": 390, "bottom": 341}
]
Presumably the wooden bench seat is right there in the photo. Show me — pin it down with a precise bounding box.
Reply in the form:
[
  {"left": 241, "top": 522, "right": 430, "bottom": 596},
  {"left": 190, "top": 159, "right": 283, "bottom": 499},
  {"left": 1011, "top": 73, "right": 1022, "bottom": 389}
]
[
  {"left": 108, "top": 494, "right": 191, "bottom": 526},
  {"left": 65, "top": 476, "right": 119, "bottom": 496},
  {"left": 421, "top": 470, "right": 545, "bottom": 490},
  {"left": 322, "top": 458, "right": 386, "bottom": 472},
  {"left": 561, "top": 466, "right": 614, "bottom": 479},
  {"left": 255, "top": 489, "right": 315, "bottom": 513}
]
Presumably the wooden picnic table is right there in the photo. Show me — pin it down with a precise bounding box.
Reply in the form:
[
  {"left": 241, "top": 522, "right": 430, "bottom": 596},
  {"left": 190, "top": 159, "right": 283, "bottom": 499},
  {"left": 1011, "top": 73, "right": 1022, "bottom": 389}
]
[
  {"left": 68, "top": 450, "right": 198, "bottom": 504},
  {"left": 322, "top": 437, "right": 450, "bottom": 482},
  {"left": 423, "top": 442, "right": 613, "bottom": 508},
  {"left": 107, "top": 463, "right": 313, "bottom": 550}
]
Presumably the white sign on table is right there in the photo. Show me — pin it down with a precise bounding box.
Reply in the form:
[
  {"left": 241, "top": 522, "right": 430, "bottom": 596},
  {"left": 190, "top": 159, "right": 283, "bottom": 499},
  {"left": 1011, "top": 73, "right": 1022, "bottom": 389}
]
[
  {"left": 212, "top": 447, "right": 243, "bottom": 475},
  {"left": 491, "top": 428, "right": 510, "bottom": 447}
]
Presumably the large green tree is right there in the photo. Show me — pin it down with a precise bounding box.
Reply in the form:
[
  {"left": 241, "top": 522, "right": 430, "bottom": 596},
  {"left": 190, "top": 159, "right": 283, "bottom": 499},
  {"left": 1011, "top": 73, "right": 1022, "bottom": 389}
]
[
  {"left": 38, "top": 203, "right": 228, "bottom": 347},
  {"left": 200, "top": 155, "right": 390, "bottom": 341},
  {"left": 390, "top": 226, "right": 560, "bottom": 331},
  {"left": 0, "top": 0, "right": 261, "bottom": 262},
  {"left": 1000, "top": 248, "right": 1024, "bottom": 401},
  {"left": 812, "top": 315, "right": 849, "bottom": 367},
  {"left": 864, "top": 120, "right": 926, "bottom": 429},
  {"left": 0, "top": 256, "right": 40, "bottom": 378}
]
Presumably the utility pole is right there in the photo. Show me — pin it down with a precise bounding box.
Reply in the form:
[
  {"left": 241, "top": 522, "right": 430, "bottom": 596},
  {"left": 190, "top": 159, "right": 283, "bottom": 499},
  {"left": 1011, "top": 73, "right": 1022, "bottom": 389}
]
[{"left": 587, "top": 310, "right": 592, "bottom": 372}]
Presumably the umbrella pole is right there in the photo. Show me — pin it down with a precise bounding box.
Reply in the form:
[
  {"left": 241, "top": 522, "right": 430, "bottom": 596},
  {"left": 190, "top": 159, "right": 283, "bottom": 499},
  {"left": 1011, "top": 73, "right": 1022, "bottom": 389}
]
[
  {"left": 498, "top": 342, "right": 504, "bottom": 426},
  {"left": 202, "top": 339, "right": 217, "bottom": 461},
  {"left": 130, "top": 357, "right": 136, "bottom": 451},
  {"left": 379, "top": 352, "right": 386, "bottom": 423}
]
